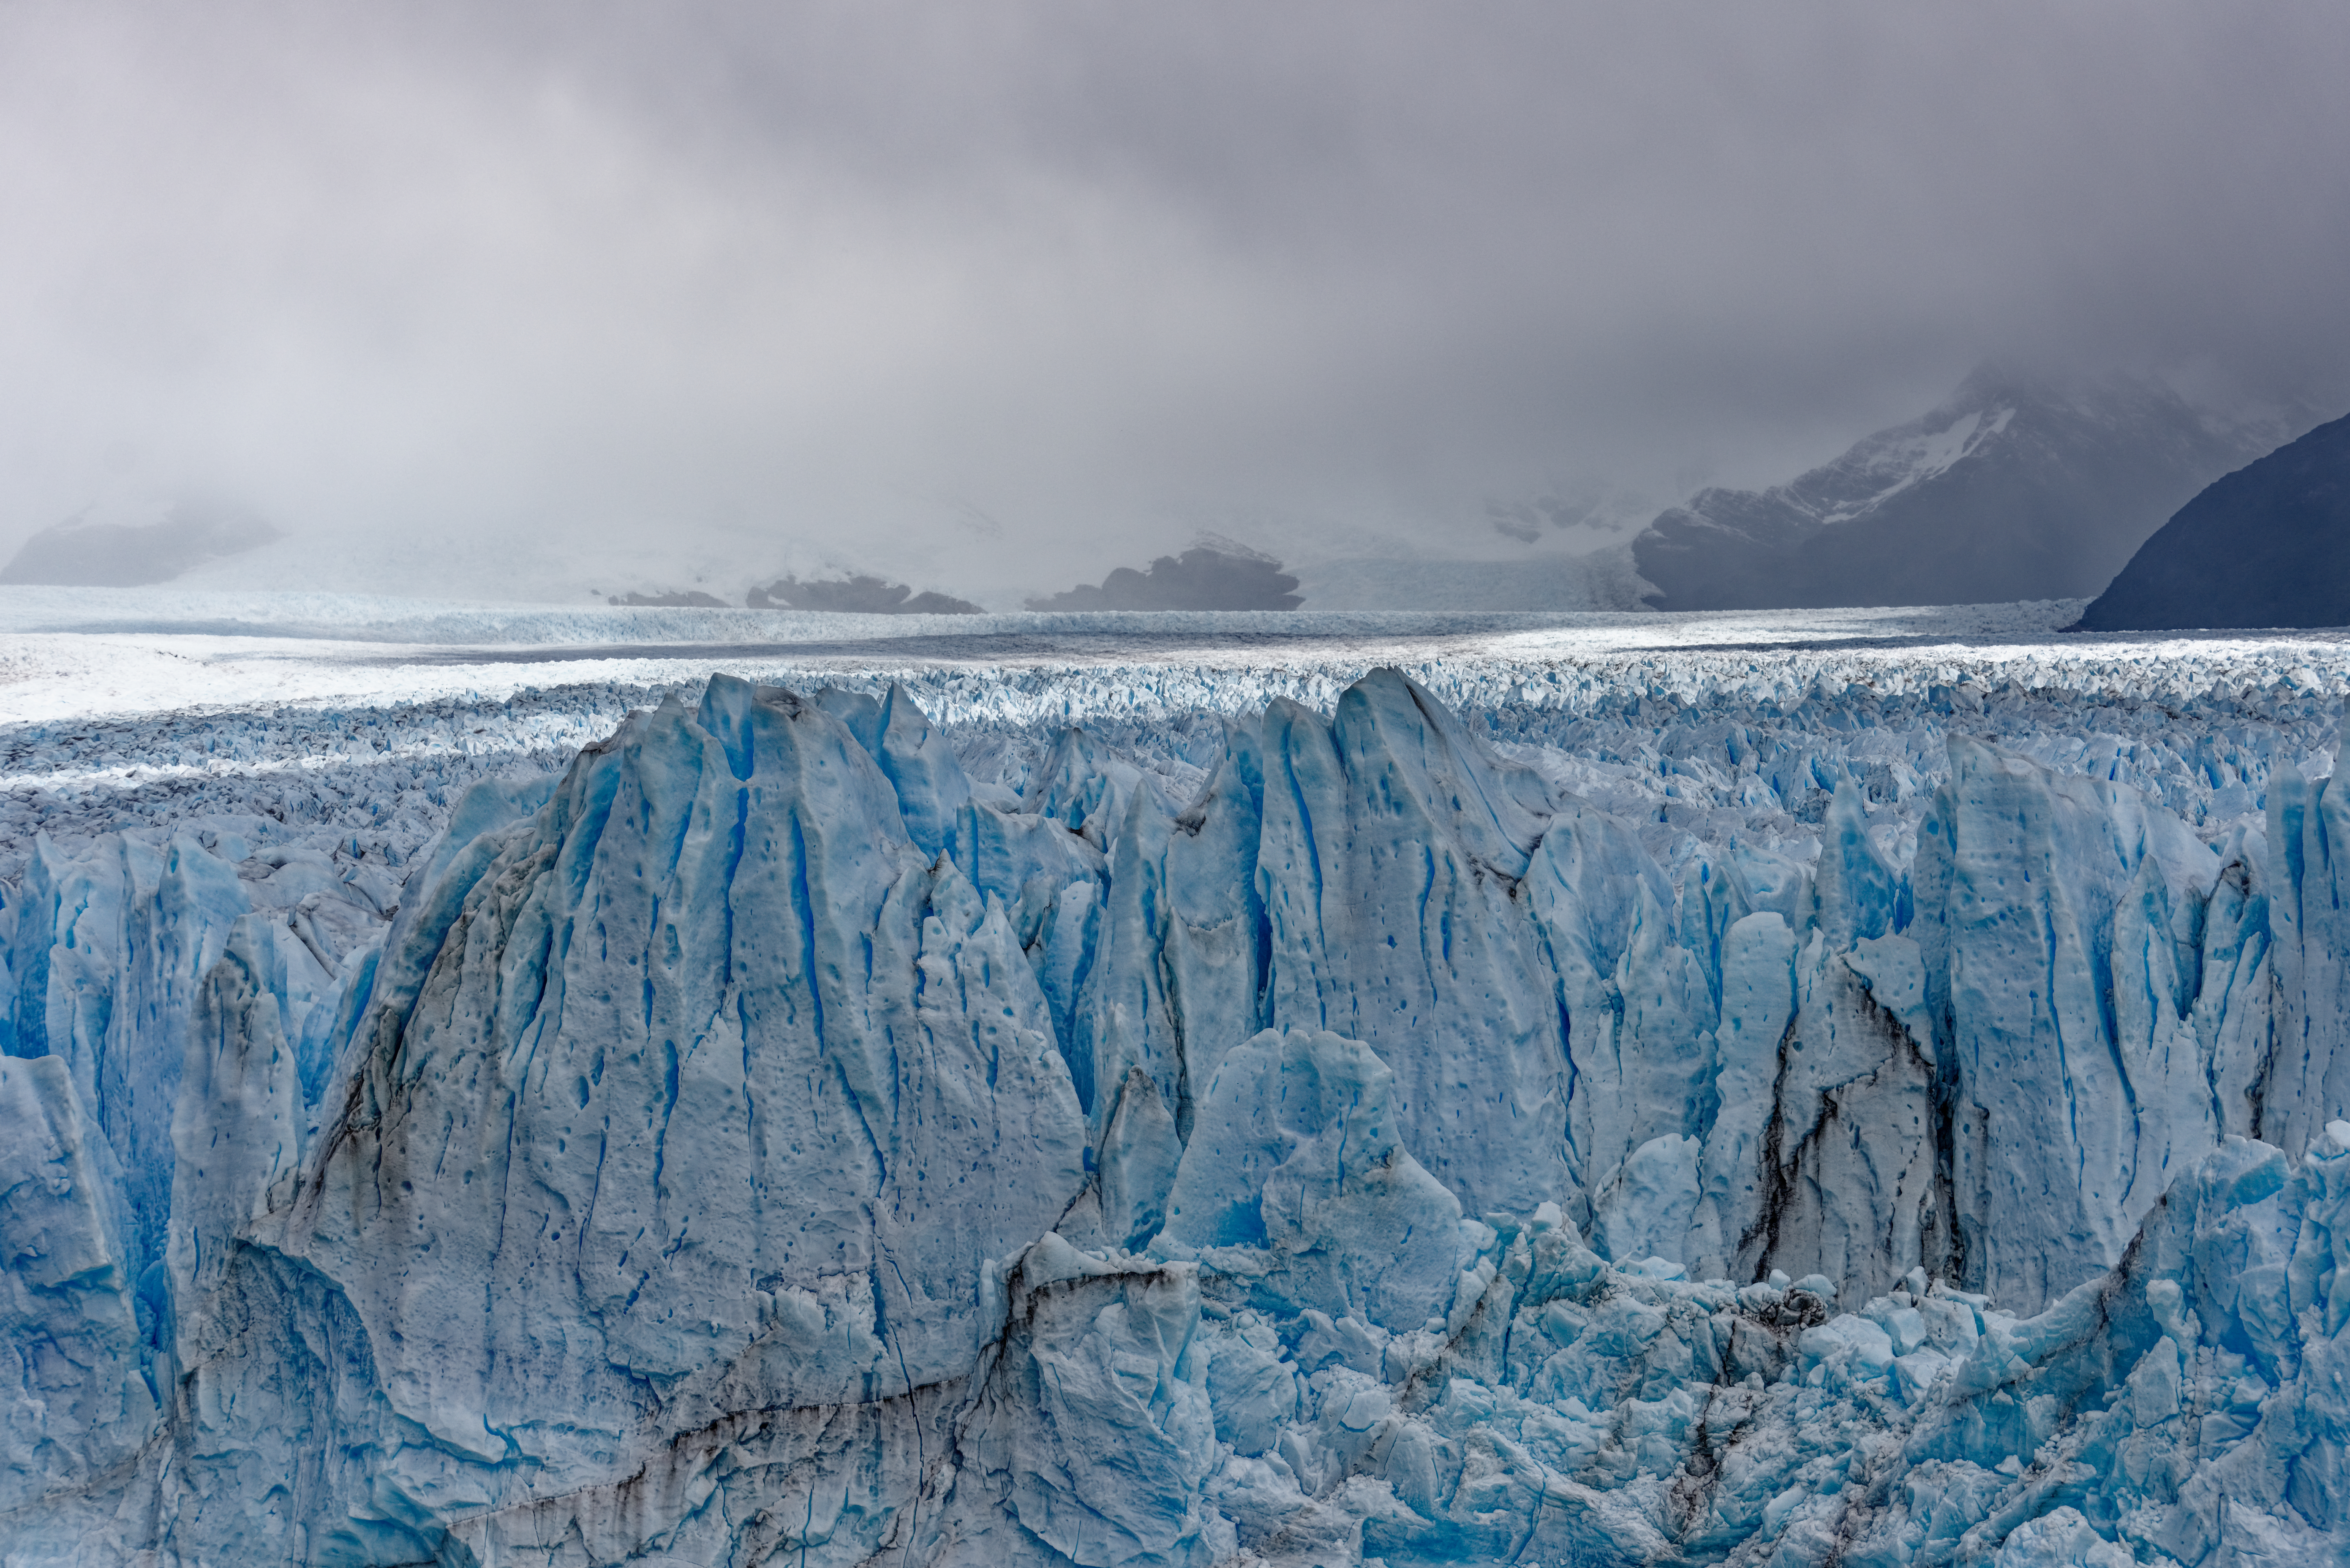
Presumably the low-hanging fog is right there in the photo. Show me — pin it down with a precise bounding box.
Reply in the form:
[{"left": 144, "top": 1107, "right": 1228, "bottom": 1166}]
[{"left": 3, "top": 1, "right": 2347, "bottom": 606}]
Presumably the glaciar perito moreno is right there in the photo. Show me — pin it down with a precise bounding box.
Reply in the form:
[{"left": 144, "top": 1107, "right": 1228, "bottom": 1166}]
[{"left": 4, "top": 669, "right": 2349, "bottom": 1567}]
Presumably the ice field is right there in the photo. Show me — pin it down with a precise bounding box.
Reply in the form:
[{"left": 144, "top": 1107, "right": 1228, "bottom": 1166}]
[
  {"left": 4, "top": 589, "right": 2350, "bottom": 1566},
  {"left": 3, "top": 590, "right": 2343, "bottom": 870}
]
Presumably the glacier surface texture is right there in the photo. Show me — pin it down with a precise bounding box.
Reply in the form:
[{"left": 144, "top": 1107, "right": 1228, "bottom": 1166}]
[{"left": 4, "top": 648, "right": 2350, "bottom": 1566}]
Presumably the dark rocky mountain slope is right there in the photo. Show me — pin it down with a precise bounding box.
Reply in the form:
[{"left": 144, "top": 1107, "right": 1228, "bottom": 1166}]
[
  {"left": 747, "top": 574, "right": 981, "bottom": 614},
  {"left": 2073, "top": 408, "right": 2350, "bottom": 631},
  {"left": 1027, "top": 544, "right": 1301, "bottom": 611}
]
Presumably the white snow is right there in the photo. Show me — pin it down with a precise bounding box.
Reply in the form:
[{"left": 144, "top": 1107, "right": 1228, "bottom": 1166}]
[{"left": 1818, "top": 404, "right": 2018, "bottom": 524}]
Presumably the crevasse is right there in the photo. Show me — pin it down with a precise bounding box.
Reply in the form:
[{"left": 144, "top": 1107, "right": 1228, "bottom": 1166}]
[{"left": 2, "top": 669, "right": 2346, "bottom": 1565}]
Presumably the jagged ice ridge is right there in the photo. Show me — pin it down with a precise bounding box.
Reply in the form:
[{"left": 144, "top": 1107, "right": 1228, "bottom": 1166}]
[{"left": 3, "top": 657, "right": 2349, "bottom": 1565}]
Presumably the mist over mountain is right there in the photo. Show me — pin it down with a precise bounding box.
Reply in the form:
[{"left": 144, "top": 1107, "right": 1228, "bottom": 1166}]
[
  {"left": 1483, "top": 481, "right": 1657, "bottom": 546},
  {"left": 2074, "top": 408, "right": 2350, "bottom": 631},
  {"left": 1632, "top": 367, "right": 2312, "bottom": 611},
  {"left": 5, "top": 5, "right": 2350, "bottom": 594},
  {"left": 1, "top": 499, "right": 277, "bottom": 587}
]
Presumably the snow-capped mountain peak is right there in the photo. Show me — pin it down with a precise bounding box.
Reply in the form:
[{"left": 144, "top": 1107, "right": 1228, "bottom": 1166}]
[
  {"left": 1808, "top": 401, "right": 2018, "bottom": 525},
  {"left": 1634, "top": 364, "right": 2317, "bottom": 611}
]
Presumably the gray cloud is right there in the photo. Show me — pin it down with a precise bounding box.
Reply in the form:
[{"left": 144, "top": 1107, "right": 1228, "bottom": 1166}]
[{"left": 2, "top": 1, "right": 2346, "bottom": 599}]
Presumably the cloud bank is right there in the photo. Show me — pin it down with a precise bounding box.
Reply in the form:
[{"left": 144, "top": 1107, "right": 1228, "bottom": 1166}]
[{"left": 3, "top": 1, "right": 2346, "bottom": 600}]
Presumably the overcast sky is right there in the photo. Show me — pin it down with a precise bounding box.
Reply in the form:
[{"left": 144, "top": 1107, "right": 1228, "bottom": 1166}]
[{"left": 3, "top": 1, "right": 2347, "bottom": 595}]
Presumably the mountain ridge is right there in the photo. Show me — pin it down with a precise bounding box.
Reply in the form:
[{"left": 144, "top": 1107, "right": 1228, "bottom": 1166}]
[
  {"left": 2073, "top": 407, "right": 2350, "bottom": 630},
  {"left": 1634, "top": 365, "right": 2311, "bottom": 610}
]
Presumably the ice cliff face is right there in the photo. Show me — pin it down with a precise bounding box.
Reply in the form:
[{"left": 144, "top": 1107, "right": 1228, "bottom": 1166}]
[{"left": 4, "top": 670, "right": 2349, "bottom": 1565}]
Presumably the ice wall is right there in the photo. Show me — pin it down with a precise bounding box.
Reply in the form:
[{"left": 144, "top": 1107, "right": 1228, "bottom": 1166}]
[{"left": 3, "top": 670, "right": 2347, "bottom": 1565}]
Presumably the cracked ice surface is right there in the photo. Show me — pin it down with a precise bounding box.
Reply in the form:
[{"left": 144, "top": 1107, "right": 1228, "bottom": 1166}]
[{"left": 2, "top": 597, "right": 2350, "bottom": 1565}]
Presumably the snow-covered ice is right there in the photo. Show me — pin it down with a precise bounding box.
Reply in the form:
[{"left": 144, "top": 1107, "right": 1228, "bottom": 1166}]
[{"left": 3, "top": 591, "right": 2349, "bottom": 1565}]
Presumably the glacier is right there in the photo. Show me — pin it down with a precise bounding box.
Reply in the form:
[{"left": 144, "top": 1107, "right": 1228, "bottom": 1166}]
[{"left": 2, "top": 642, "right": 2348, "bottom": 1565}]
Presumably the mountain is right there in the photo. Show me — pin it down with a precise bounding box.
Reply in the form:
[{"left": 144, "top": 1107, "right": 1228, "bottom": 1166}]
[
  {"left": 1290, "top": 546, "right": 1650, "bottom": 611},
  {"left": 2073, "top": 408, "right": 2350, "bottom": 630},
  {"left": 607, "top": 587, "right": 730, "bottom": 607},
  {"left": 1028, "top": 544, "right": 1302, "bottom": 610},
  {"left": 1, "top": 497, "right": 279, "bottom": 587},
  {"left": 1633, "top": 367, "right": 2305, "bottom": 610},
  {"left": 747, "top": 572, "right": 983, "bottom": 613},
  {"left": 9, "top": 670, "right": 2350, "bottom": 1562}
]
